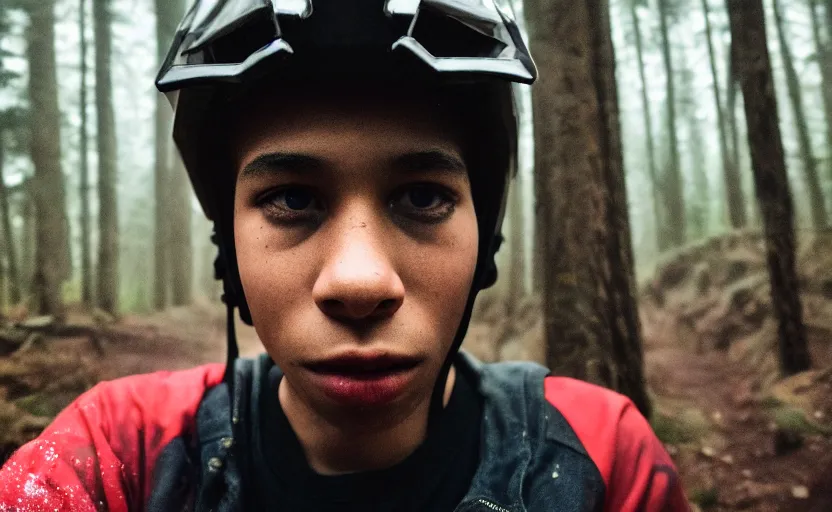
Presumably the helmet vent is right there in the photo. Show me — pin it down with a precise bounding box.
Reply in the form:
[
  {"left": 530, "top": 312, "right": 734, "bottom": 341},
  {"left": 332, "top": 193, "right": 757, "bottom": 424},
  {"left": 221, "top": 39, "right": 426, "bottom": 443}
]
[
  {"left": 411, "top": 6, "right": 506, "bottom": 59},
  {"left": 196, "top": 15, "right": 278, "bottom": 65}
]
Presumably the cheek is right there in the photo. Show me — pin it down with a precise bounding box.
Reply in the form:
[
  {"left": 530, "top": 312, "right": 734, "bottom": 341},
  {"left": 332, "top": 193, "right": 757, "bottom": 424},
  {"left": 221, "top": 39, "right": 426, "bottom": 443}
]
[
  {"left": 233, "top": 203, "right": 315, "bottom": 332},
  {"left": 399, "top": 209, "right": 479, "bottom": 341}
]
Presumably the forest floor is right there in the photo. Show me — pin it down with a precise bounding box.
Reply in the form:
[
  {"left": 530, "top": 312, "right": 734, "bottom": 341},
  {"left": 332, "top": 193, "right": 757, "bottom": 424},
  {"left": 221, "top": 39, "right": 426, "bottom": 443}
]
[
  {"left": 635, "top": 231, "right": 832, "bottom": 511},
  {"left": 0, "top": 230, "right": 831, "bottom": 511}
]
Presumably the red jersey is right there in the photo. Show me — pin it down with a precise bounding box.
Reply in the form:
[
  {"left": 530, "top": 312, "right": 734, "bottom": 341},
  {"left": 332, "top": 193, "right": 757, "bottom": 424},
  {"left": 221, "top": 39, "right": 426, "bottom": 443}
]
[{"left": 0, "top": 359, "right": 689, "bottom": 511}]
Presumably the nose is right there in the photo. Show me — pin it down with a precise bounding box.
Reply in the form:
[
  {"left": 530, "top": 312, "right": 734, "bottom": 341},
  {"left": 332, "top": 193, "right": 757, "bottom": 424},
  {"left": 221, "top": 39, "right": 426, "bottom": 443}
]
[{"left": 312, "top": 222, "right": 405, "bottom": 322}]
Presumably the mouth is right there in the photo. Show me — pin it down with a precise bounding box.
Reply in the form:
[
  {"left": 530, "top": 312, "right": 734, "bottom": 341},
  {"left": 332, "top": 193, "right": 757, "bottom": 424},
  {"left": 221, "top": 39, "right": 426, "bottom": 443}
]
[
  {"left": 303, "top": 352, "right": 423, "bottom": 406},
  {"left": 306, "top": 354, "right": 421, "bottom": 377}
]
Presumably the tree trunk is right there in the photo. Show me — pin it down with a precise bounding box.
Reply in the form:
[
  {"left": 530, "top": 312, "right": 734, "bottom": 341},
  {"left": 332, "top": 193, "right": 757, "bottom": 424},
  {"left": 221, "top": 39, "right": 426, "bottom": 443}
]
[
  {"left": 0, "top": 131, "right": 20, "bottom": 304},
  {"left": 629, "top": 3, "right": 662, "bottom": 251},
  {"left": 155, "top": 0, "right": 190, "bottom": 307},
  {"left": 21, "top": 183, "right": 35, "bottom": 292},
  {"left": 526, "top": 0, "right": 651, "bottom": 417},
  {"left": 808, "top": 0, "right": 832, "bottom": 196},
  {"left": 703, "top": 0, "right": 746, "bottom": 229},
  {"left": 679, "top": 49, "right": 710, "bottom": 239},
  {"left": 727, "top": 0, "right": 812, "bottom": 375},
  {"left": 827, "top": 0, "right": 832, "bottom": 50},
  {"left": 727, "top": 40, "right": 762, "bottom": 227},
  {"left": 533, "top": 164, "right": 545, "bottom": 296},
  {"left": 657, "top": 0, "right": 686, "bottom": 249},
  {"left": 93, "top": 0, "right": 119, "bottom": 314},
  {"left": 153, "top": 0, "right": 181, "bottom": 310},
  {"left": 725, "top": 42, "right": 743, "bottom": 208},
  {"left": 24, "top": 1, "right": 71, "bottom": 317},
  {"left": 170, "top": 155, "right": 193, "bottom": 305},
  {"left": 772, "top": 0, "right": 828, "bottom": 230},
  {"left": 79, "top": 0, "right": 92, "bottom": 305},
  {"left": 197, "top": 215, "right": 219, "bottom": 299},
  {"left": 505, "top": 179, "right": 525, "bottom": 319}
]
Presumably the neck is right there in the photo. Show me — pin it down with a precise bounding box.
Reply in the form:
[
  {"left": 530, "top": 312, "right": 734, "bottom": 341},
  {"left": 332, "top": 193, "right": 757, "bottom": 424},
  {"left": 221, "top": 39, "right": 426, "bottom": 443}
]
[{"left": 278, "top": 366, "right": 456, "bottom": 475}]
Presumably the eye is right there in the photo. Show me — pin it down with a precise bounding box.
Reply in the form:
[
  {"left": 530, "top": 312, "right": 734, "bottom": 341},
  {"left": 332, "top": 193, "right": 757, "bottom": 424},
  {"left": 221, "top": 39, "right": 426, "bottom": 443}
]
[
  {"left": 407, "top": 186, "right": 444, "bottom": 209},
  {"left": 256, "top": 186, "right": 324, "bottom": 225},
  {"left": 390, "top": 184, "right": 457, "bottom": 224},
  {"left": 282, "top": 188, "right": 314, "bottom": 210}
]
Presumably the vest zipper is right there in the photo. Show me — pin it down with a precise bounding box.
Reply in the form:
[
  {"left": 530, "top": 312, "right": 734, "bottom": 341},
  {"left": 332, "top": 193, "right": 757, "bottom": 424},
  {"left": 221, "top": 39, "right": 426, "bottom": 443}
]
[{"left": 476, "top": 499, "right": 512, "bottom": 512}]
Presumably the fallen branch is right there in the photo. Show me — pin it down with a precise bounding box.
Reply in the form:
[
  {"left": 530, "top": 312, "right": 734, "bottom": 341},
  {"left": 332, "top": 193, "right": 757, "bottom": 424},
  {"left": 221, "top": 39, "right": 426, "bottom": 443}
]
[{"left": 0, "top": 316, "right": 107, "bottom": 356}]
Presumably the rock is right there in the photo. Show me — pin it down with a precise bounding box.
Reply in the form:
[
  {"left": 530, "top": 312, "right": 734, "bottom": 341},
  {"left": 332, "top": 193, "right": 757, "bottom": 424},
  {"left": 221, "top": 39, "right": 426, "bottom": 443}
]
[
  {"left": 792, "top": 485, "right": 810, "bottom": 499},
  {"left": 731, "top": 480, "right": 782, "bottom": 508},
  {"left": 701, "top": 446, "right": 717, "bottom": 458},
  {"left": 733, "top": 381, "right": 754, "bottom": 407},
  {"left": 773, "top": 428, "right": 804, "bottom": 456},
  {"left": 725, "top": 259, "right": 749, "bottom": 283},
  {"left": 720, "top": 454, "right": 734, "bottom": 464},
  {"left": 820, "top": 279, "right": 832, "bottom": 299},
  {"left": 741, "top": 469, "right": 753, "bottom": 479},
  {"left": 694, "top": 265, "right": 711, "bottom": 294},
  {"left": 657, "top": 261, "right": 690, "bottom": 289}
]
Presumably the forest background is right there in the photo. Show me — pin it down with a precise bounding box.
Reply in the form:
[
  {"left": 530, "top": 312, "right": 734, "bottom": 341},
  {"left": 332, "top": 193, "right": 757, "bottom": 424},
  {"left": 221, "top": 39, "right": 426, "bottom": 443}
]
[{"left": 0, "top": 0, "right": 832, "bottom": 510}]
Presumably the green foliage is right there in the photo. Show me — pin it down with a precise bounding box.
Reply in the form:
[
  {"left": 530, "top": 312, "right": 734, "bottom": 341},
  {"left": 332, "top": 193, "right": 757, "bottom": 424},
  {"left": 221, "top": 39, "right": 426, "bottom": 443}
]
[
  {"left": 0, "top": 107, "right": 26, "bottom": 129},
  {"left": 690, "top": 487, "right": 719, "bottom": 509},
  {"left": 650, "top": 412, "right": 698, "bottom": 444},
  {"left": 0, "top": 4, "right": 27, "bottom": 143},
  {"left": 759, "top": 395, "right": 785, "bottom": 409},
  {"left": 13, "top": 394, "right": 56, "bottom": 418},
  {"left": 119, "top": 276, "right": 151, "bottom": 315},
  {"left": 769, "top": 406, "right": 832, "bottom": 436}
]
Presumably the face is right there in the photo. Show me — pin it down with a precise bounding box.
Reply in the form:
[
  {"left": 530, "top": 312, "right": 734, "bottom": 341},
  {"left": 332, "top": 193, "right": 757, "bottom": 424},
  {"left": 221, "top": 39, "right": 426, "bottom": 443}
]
[{"left": 231, "top": 88, "right": 478, "bottom": 424}]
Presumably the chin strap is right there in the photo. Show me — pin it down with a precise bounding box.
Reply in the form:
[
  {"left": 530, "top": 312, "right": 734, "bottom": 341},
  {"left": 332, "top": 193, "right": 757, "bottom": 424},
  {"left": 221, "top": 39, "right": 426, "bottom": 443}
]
[
  {"left": 213, "top": 227, "right": 240, "bottom": 387},
  {"left": 427, "top": 233, "right": 503, "bottom": 421},
  {"left": 223, "top": 301, "right": 239, "bottom": 385},
  {"left": 428, "top": 294, "right": 476, "bottom": 422}
]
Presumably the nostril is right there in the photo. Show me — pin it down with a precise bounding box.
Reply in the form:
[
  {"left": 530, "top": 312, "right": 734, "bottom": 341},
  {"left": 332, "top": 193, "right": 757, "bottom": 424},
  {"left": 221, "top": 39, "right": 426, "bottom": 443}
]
[
  {"left": 378, "top": 299, "right": 399, "bottom": 312},
  {"left": 321, "top": 299, "right": 341, "bottom": 312}
]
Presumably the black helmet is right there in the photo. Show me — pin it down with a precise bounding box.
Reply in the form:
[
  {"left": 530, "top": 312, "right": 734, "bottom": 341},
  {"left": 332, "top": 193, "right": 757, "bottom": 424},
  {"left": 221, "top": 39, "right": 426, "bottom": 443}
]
[{"left": 156, "top": 0, "right": 536, "bottom": 410}]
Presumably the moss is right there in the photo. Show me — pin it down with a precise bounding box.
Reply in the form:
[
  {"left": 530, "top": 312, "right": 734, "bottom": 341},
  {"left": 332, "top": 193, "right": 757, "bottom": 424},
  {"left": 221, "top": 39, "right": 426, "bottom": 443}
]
[
  {"left": 13, "top": 394, "right": 59, "bottom": 419},
  {"left": 759, "top": 395, "right": 784, "bottom": 409},
  {"left": 651, "top": 412, "right": 698, "bottom": 445},
  {"left": 690, "top": 487, "right": 719, "bottom": 509},
  {"left": 770, "top": 406, "right": 832, "bottom": 436}
]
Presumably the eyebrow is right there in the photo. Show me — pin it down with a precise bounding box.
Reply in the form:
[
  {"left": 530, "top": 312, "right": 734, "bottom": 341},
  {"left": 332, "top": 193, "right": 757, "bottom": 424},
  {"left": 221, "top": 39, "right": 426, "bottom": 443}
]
[
  {"left": 389, "top": 150, "right": 467, "bottom": 176},
  {"left": 240, "top": 153, "right": 327, "bottom": 179},
  {"left": 239, "top": 149, "right": 467, "bottom": 180}
]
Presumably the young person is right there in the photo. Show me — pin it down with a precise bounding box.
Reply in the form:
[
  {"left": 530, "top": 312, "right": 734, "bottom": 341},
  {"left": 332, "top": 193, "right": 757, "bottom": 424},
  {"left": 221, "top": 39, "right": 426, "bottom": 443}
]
[{"left": 0, "top": 1, "right": 690, "bottom": 510}]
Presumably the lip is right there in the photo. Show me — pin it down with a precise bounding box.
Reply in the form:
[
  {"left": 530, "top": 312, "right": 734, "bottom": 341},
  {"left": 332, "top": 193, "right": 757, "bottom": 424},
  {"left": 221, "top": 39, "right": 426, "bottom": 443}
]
[{"left": 303, "top": 352, "right": 422, "bottom": 407}]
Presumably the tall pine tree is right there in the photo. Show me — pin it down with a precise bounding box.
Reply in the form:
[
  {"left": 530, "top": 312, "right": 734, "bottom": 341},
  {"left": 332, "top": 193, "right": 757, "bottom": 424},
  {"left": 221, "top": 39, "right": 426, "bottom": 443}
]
[
  {"left": 94, "top": 0, "right": 119, "bottom": 314},
  {"left": 727, "top": 0, "right": 812, "bottom": 375},
  {"left": 526, "top": 0, "right": 651, "bottom": 416}
]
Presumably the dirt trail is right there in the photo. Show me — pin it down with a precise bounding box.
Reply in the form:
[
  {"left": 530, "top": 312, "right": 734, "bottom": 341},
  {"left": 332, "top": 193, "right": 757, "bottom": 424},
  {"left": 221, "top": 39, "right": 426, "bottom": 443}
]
[
  {"left": 95, "top": 303, "right": 264, "bottom": 380},
  {"left": 638, "top": 231, "right": 832, "bottom": 511}
]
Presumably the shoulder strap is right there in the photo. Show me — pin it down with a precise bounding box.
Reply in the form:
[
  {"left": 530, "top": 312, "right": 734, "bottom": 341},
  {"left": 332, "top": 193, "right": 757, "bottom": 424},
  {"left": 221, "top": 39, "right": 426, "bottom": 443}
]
[
  {"left": 194, "top": 355, "right": 267, "bottom": 512},
  {"left": 457, "top": 353, "right": 605, "bottom": 512}
]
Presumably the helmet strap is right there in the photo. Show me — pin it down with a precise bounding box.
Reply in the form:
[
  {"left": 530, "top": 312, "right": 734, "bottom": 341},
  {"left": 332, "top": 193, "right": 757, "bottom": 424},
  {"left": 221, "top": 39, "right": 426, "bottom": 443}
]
[
  {"left": 223, "top": 300, "right": 240, "bottom": 385},
  {"left": 213, "top": 225, "right": 241, "bottom": 386}
]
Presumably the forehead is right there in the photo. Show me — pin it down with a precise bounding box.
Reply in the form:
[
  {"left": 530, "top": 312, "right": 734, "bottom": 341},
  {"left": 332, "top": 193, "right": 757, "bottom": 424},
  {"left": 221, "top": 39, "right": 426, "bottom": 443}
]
[{"left": 228, "top": 82, "right": 467, "bottom": 165}]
